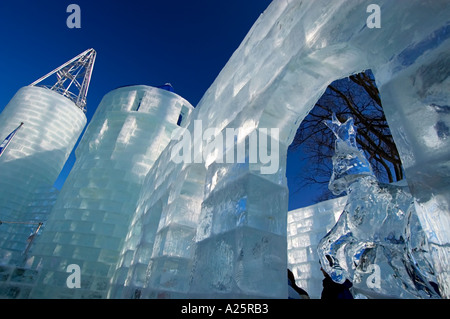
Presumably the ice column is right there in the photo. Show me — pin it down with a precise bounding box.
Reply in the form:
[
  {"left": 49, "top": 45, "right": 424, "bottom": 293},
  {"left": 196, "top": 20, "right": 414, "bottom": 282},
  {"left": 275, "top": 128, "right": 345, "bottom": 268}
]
[
  {"left": 29, "top": 85, "right": 193, "bottom": 298},
  {"left": 187, "top": 125, "right": 289, "bottom": 298},
  {"left": 0, "top": 86, "right": 86, "bottom": 266},
  {"left": 373, "top": 28, "right": 450, "bottom": 297}
]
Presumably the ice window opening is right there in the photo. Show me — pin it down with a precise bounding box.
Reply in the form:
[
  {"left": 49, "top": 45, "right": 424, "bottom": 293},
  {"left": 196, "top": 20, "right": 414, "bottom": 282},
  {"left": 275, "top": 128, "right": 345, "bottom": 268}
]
[
  {"left": 133, "top": 94, "right": 144, "bottom": 112},
  {"left": 177, "top": 105, "right": 190, "bottom": 127}
]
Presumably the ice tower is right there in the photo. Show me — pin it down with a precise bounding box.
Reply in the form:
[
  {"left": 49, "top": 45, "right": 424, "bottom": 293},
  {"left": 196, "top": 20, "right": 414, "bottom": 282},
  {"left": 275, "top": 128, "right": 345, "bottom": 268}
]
[
  {"left": 29, "top": 85, "right": 193, "bottom": 298},
  {"left": 0, "top": 49, "right": 94, "bottom": 268}
]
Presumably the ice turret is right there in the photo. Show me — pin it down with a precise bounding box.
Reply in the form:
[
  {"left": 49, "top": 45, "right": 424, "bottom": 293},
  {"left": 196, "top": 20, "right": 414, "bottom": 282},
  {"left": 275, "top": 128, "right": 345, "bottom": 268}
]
[
  {"left": 29, "top": 85, "right": 193, "bottom": 298},
  {"left": 0, "top": 50, "right": 92, "bottom": 267}
]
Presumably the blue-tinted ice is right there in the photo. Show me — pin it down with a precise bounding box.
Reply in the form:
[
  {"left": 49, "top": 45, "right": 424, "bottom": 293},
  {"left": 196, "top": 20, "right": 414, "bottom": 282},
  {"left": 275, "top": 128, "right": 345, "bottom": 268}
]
[{"left": 317, "top": 115, "right": 441, "bottom": 298}]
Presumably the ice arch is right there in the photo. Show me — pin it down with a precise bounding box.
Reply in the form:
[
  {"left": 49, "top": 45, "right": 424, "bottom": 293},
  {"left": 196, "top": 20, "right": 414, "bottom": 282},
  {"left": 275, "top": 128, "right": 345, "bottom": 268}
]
[{"left": 112, "top": 0, "right": 450, "bottom": 298}]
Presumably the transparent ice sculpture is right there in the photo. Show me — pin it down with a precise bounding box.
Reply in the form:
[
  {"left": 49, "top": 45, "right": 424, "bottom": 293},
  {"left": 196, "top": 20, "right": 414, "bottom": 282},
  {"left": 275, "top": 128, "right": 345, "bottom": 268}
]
[{"left": 317, "top": 114, "right": 441, "bottom": 298}]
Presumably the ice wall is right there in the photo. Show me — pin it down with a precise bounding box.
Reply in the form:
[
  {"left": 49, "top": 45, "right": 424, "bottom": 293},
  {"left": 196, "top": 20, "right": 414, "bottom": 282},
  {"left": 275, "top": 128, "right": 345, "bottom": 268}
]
[
  {"left": 29, "top": 85, "right": 193, "bottom": 298},
  {"left": 0, "top": 86, "right": 86, "bottom": 267},
  {"left": 0, "top": 186, "right": 59, "bottom": 299},
  {"left": 287, "top": 196, "right": 346, "bottom": 299},
  {"left": 119, "top": 0, "right": 450, "bottom": 298}
]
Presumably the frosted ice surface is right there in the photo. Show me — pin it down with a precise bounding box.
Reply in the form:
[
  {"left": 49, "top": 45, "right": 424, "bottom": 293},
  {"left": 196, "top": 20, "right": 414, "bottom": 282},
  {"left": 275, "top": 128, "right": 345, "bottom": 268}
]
[
  {"left": 190, "top": 227, "right": 286, "bottom": 298},
  {"left": 317, "top": 116, "right": 441, "bottom": 298}
]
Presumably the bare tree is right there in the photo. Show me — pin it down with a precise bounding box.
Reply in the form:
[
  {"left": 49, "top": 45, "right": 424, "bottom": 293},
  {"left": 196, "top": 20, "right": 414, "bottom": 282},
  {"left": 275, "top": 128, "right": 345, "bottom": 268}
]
[{"left": 289, "top": 70, "right": 403, "bottom": 202}]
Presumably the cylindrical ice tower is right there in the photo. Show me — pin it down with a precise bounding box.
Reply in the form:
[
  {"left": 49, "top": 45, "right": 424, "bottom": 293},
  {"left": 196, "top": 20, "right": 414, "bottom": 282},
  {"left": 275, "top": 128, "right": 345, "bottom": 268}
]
[
  {"left": 0, "top": 86, "right": 87, "bottom": 265},
  {"left": 29, "top": 85, "right": 193, "bottom": 298}
]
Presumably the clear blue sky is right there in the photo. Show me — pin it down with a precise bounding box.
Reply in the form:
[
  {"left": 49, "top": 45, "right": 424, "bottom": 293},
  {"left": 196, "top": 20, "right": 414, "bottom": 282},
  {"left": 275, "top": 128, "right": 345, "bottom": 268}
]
[{"left": 0, "top": 0, "right": 316, "bottom": 210}]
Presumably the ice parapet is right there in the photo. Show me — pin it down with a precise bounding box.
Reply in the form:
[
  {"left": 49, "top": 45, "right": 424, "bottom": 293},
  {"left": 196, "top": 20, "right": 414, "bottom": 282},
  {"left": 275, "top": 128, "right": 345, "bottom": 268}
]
[{"left": 317, "top": 116, "right": 440, "bottom": 298}]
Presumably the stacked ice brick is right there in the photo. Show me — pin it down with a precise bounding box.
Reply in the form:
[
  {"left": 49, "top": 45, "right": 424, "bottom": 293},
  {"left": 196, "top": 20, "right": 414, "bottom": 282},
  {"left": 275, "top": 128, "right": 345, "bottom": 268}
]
[
  {"left": 287, "top": 196, "right": 347, "bottom": 299},
  {"left": 0, "top": 86, "right": 86, "bottom": 266},
  {"left": 0, "top": 186, "right": 59, "bottom": 299},
  {"left": 110, "top": 161, "right": 207, "bottom": 298},
  {"left": 116, "top": 0, "right": 450, "bottom": 298},
  {"left": 29, "top": 85, "right": 193, "bottom": 298},
  {"left": 372, "top": 30, "right": 450, "bottom": 296}
]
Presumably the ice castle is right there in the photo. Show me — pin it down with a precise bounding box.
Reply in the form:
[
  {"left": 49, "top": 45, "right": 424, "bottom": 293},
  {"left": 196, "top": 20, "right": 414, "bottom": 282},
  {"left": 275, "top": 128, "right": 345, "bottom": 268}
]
[{"left": 0, "top": 0, "right": 449, "bottom": 299}]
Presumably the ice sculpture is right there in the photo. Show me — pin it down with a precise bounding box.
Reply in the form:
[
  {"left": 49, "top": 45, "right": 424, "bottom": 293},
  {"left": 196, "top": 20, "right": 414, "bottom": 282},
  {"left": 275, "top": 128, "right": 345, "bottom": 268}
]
[
  {"left": 0, "top": 0, "right": 447, "bottom": 299},
  {"left": 324, "top": 114, "right": 374, "bottom": 196},
  {"left": 317, "top": 115, "right": 441, "bottom": 298}
]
